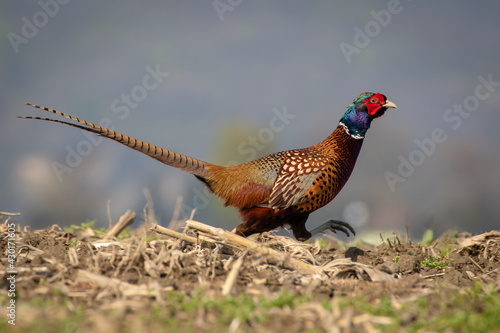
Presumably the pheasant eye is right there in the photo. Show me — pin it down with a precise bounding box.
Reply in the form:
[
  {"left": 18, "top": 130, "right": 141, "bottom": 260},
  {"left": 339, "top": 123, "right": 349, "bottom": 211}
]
[{"left": 370, "top": 98, "right": 378, "bottom": 103}]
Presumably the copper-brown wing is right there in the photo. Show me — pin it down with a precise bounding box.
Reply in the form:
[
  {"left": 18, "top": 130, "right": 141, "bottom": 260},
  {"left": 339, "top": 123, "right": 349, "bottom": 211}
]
[{"left": 268, "top": 149, "right": 327, "bottom": 209}]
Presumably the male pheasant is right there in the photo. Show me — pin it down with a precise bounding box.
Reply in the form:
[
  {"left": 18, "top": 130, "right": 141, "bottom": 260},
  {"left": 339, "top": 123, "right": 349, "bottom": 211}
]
[{"left": 21, "top": 92, "right": 396, "bottom": 241}]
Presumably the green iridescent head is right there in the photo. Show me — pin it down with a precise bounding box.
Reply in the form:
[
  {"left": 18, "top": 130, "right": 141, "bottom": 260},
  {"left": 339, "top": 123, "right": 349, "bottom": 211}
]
[{"left": 340, "top": 92, "right": 397, "bottom": 139}]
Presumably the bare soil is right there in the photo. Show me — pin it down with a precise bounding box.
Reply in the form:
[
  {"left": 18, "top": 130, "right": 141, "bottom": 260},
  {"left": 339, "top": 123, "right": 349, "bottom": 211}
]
[{"left": 1, "top": 213, "right": 499, "bottom": 333}]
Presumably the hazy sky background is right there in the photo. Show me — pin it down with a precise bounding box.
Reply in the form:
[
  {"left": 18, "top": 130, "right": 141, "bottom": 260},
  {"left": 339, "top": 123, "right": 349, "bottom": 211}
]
[{"left": 2, "top": 1, "right": 499, "bottom": 240}]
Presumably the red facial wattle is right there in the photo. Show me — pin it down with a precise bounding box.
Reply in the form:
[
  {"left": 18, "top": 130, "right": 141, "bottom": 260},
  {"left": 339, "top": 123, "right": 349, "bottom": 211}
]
[
  {"left": 363, "top": 93, "right": 387, "bottom": 117},
  {"left": 365, "top": 103, "right": 381, "bottom": 116}
]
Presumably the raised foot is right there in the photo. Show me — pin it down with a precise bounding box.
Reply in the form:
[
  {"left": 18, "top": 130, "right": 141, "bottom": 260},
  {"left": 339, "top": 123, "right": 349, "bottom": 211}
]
[{"left": 309, "top": 220, "right": 356, "bottom": 238}]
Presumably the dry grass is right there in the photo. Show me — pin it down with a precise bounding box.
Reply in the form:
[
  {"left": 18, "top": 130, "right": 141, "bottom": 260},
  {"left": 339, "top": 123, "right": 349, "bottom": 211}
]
[{"left": 1, "top": 207, "right": 499, "bottom": 332}]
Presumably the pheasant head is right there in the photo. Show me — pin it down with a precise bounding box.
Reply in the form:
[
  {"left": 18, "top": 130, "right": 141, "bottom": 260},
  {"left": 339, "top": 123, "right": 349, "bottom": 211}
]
[{"left": 340, "top": 92, "right": 397, "bottom": 139}]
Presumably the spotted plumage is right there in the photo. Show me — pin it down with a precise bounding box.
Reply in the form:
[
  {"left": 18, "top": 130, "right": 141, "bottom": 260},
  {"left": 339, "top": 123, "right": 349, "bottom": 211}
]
[{"left": 20, "top": 92, "right": 397, "bottom": 241}]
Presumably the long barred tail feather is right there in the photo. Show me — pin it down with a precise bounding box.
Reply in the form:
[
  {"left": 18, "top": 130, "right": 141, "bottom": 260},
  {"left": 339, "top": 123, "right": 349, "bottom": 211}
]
[{"left": 20, "top": 103, "right": 211, "bottom": 178}]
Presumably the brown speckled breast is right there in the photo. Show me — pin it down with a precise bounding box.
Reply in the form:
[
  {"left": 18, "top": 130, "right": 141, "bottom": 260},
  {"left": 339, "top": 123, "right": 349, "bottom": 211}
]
[{"left": 293, "top": 125, "right": 363, "bottom": 212}]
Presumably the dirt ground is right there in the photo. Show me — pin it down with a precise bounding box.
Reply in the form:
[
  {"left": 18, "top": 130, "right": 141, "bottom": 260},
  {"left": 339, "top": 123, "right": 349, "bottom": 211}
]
[{"left": 1, "top": 212, "right": 499, "bottom": 333}]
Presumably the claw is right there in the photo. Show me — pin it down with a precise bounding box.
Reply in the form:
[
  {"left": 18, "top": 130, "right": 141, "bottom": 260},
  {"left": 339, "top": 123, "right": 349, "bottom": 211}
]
[{"left": 309, "top": 219, "right": 356, "bottom": 238}]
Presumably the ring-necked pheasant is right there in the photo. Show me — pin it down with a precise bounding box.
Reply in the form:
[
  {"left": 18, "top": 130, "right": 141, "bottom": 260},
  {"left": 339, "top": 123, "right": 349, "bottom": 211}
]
[{"left": 20, "top": 92, "right": 396, "bottom": 241}]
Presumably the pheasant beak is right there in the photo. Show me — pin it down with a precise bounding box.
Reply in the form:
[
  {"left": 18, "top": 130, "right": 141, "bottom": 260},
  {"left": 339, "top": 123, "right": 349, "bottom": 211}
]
[{"left": 383, "top": 100, "right": 397, "bottom": 109}]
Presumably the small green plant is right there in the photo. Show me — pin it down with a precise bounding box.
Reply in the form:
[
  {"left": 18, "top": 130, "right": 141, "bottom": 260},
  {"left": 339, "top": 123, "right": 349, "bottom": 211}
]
[
  {"left": 421, "top": 229, "right": 434, "bottom": 246},
  {"left": 64, "top": 220, "right": 115, "bottom": 237},
  {"left": 117, "top": 226, "right": 131, "bottom": 239},
  {"left": 64, "top": 224, "right": 78, "bottom": 233},
  {"left": 65, "top": 220, "right": 98, "bottom": 233},
  {"left": 147, "top": 235, "right": 159, "bottom": 243},
  {"left": 80, "top": 221, "right": 96, "bottom": 229},
  {"left": 393, "top": 253, "right": 400, "bottom": 262},
  {"left": 94, "top": 227, "right": 108, "bottom": 236},
  {"left": 420, "top": 254, "right": 454, "bottom": 269},
  {"left": 68, "top": 240, "right": 77, "bottom": 248},
  {"left": 316, "top": 237, "right": 327, "bottom": 250}
]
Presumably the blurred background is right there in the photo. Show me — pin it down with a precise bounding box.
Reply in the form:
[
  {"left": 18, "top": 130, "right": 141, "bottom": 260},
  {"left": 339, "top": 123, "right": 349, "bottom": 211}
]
[{"left": 2, "top": 1, "right": 499, "bottom": 241}]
